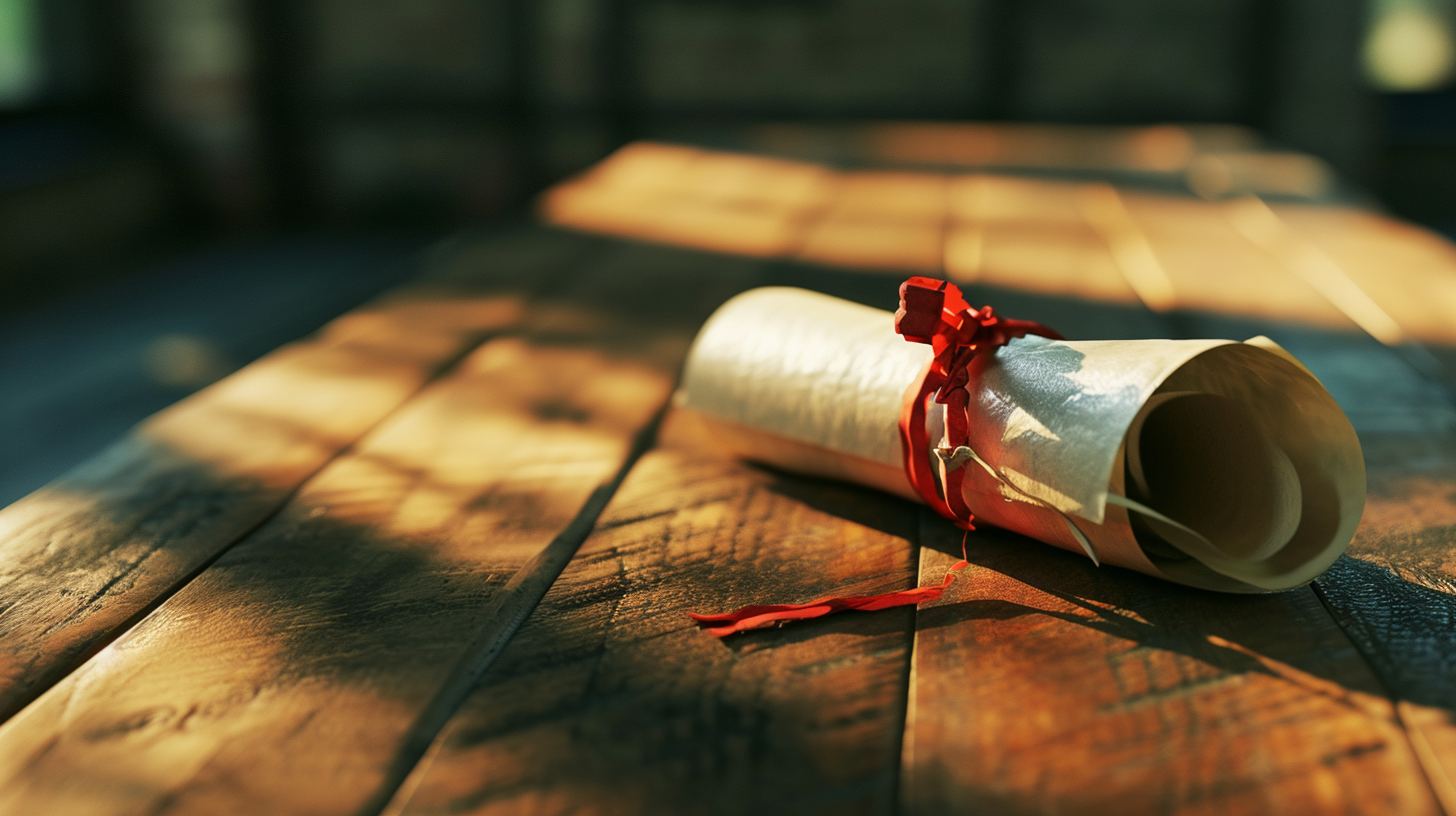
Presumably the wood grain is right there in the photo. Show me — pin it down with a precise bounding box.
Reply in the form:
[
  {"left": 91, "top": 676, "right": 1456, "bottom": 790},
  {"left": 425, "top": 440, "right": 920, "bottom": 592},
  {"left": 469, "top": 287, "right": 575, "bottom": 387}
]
[
  {"left": 384, "top": 412, "right": 919, "bottom": 816},
  {"left": 1269, "top": 330, "right": 1456, "bottom": 813},
  {"left": 1169, "top": 284, "right": 1456, "bottom": 811},
  {"left": 902, "top": 511, "right": 1442, "bottom": 816},
  {"left": 0, "top": 228, "right": 595, "bottom": 723},
  {"left": 0, "top": 240, "right": 762, "bottom": 815}
]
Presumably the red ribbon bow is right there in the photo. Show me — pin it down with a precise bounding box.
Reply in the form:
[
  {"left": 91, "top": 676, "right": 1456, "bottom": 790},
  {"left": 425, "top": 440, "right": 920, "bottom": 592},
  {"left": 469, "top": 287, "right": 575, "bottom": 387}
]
[
  {"left": 690, "top": 278, "right": 1060, "bottom": 636},
  {"left": 895, "top": 276, "right": 1062, "bottom": 530}
]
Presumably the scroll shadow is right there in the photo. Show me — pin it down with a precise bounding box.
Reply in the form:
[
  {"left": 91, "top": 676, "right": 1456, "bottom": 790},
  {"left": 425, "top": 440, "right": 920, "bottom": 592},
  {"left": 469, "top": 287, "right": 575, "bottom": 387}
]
[
  {"left": 1314, "top": 556, "right": 1456, "bottom": 714},
  {"left": 916, "top": 518, "right": 1456, "bottom": 714}
]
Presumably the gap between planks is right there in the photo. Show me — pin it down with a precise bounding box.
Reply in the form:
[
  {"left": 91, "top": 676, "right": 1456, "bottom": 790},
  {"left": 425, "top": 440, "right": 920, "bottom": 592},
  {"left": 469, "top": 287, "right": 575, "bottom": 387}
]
[
  {"left": 900, "top": 510, "right": 1447, "bottom": 816},
  {"left": 0, "top": 238, "right": 768, "bottom": 815},
  {"left": 377, "top": 411, "right": 921, "bottom": 816},
  {"left": 0, "top": 228, "right": 596, "bottom": 724},
  {"left": 356, "top": 400, "right": 670, "bottom": 816}
]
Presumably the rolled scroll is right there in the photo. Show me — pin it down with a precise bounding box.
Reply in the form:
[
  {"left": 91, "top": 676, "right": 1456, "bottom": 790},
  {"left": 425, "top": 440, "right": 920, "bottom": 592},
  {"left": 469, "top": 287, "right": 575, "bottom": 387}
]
[{"left": 677, "top": 285, "right": 1365, "bottom": 593}]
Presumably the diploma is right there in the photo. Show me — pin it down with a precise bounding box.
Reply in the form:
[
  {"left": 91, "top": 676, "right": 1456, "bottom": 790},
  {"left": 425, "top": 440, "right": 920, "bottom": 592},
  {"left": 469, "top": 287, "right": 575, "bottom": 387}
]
[{"left": 677, "top": 285, "right": 1365, "bottom": 593}]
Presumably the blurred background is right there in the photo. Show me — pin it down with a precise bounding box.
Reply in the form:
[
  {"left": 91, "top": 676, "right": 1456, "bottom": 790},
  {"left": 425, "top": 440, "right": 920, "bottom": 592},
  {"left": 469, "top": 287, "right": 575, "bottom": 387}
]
[{"left": 2, "top": 0, "right": 1456, "bottom": 502}]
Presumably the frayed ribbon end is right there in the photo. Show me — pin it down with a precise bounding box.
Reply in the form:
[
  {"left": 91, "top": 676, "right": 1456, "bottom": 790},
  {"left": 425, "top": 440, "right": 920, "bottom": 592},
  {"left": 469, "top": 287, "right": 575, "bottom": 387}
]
[{"left": 689, "top": 560, "right": 969, "bottom": 637}]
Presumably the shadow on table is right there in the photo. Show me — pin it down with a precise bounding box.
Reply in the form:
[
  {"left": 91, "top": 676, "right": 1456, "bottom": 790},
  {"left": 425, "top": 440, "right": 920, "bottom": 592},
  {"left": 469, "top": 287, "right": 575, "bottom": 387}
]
[
  {"left": 914, "top": 517, "right": 1456, "bottom": 715},
  {"left": 1, "top": 226, "right": 1455, "bottom": 813}
]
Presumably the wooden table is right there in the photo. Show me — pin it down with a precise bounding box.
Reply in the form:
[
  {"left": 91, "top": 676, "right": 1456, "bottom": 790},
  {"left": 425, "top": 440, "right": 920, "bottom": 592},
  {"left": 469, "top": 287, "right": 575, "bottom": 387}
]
[{"left": 2, "top": 129, "right": 1455, "bottom": 816}]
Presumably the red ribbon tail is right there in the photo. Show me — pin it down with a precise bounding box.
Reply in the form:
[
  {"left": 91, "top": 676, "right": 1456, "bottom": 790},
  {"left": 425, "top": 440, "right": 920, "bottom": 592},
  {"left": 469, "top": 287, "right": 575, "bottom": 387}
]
[{"left": 689, "top": 560, "right": 970, "bottom": 637}]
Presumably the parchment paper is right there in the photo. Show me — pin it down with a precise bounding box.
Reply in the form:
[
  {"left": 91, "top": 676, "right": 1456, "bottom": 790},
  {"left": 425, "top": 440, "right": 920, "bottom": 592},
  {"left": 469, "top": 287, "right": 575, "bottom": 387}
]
[{"left": 677, "top": 287, "right": 1366, "bottom": 592}]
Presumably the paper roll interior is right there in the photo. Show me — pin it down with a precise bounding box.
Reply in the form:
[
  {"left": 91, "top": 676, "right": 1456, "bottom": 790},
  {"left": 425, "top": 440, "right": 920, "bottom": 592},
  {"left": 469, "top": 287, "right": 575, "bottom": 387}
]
[{"left": 677, "top": 287, "right": 1365, "bottom": 592}]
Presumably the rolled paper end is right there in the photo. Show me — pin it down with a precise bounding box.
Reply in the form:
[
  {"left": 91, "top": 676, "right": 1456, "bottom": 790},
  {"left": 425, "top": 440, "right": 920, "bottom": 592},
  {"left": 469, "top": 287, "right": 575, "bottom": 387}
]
[{"left": 679, "top": 286, "right": 1365, "bottom": 594}]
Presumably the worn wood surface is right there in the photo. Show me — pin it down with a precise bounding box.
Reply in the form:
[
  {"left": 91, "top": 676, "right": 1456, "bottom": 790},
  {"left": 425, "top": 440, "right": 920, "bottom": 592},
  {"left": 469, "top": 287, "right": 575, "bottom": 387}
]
[
  {"left": 385, "top": 413, "right": 918, "bottom": 816},
  {"left": 4, "top": 136, "right": 1456, "bottom": 815},
  {"left": 1289, "top": 334, "right": 1456, "bottom": 812},
  {"left": 0, "top": 240, "right": 758, "bottom": 814},
  {"left": 0, "top": 229, "right": 598, "bottom": 723},
  {"left": 903, "top": 513, "right": 1440, "bottom": 816},
  {"left": 1171, "top": 305, "right": 1456, "bottom": 813}
]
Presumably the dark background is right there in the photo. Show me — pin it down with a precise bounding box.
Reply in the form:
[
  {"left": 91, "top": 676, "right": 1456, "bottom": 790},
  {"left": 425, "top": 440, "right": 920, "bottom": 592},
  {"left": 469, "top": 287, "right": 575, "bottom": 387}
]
[{"left": 2, "top": 0, "right": 1454, "bottom": 503}]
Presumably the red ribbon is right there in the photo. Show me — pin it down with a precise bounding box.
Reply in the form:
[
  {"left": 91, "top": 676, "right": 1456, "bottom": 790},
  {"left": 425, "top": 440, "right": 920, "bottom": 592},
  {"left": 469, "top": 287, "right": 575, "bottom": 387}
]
[
  {"left": 690, "top": 277, "right": 1060, "bottom": 637},
  {"left": 689, "top": 547, "right": 968, "bottom": 638},
  {"left": 894, "top": 276, "right": 1062, "bottom": 530}
]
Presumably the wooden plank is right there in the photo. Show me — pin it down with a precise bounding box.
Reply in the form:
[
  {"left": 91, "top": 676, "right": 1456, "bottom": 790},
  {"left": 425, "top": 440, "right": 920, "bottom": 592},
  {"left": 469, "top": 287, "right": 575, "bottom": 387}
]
[
  {"left": 540, "top": 143, "right": 830, "bottom": 259},
  {"left": 1315, "top": 558, "right": 1456, "bottom": 813},
  {"left": 796, "top": 171, "right": 947, "bottom": 273},
  {"left": 902, "top": 512, "right": 1443, "bottom": 815},
  {"left": 1128, "top": 279, "right": 1456, "bottom": 811},
  {"left": 0, "top": 240, "right": 761, "bottom": 815},
  {"left": 11, "top": 138, "right": 1446, "bottom": 815},
  {"left": 1272, "top": 204, "right": 1456, "bottom": 346},
  {"left": 1267, "top": 329, "right": 1456, "bottom": 812},
  {"left": 384, "top": 412, "right": 919, "bottom": 816},
  {"left": 0, "top": 228, "right": 590, "bottom": 723},
  {"left": 977, "top": 218, "right": 1136, "bottom": 305},
  {"left": 947, "top": 176, "right": 1141, "bottom": 306},
  {"left": 1118, "top": 191, "right": 1357, "bottom": 330}
]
